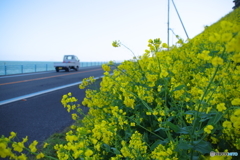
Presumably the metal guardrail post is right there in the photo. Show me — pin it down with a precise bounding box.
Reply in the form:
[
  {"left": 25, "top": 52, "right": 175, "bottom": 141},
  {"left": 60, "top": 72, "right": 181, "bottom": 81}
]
[
  {"left": 4, "top": 66, "right": 7, "bottom": 75},
  {"left": 21, "top": 65, "right": 23, "bottom": 73}
]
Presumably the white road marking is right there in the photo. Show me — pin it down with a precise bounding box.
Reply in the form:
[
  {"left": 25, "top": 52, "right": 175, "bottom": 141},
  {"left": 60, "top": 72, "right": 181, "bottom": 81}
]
[{"left": 0, "top": 75, "right": 106, "bottom": 106}]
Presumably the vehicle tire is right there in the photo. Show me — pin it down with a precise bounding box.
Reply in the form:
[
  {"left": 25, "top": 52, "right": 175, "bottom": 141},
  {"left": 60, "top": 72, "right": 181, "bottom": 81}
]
[
  {"left": 55, "top": 67, "right": 59, "bottom": 72},
  {"left": 65, "top": 68, "right": 69, "bottom": 72},
  {"left": 74, "top": 66, "right": 79, "bottom": 71}
]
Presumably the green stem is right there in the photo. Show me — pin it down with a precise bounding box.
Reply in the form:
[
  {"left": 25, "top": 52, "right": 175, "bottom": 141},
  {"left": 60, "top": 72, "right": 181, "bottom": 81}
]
[
  {"left": 120, "top": 42, "right": 145, "bottom": 74},
  {"left": 24, "top": 145, "right": 58, "bottom": 160},
  {"left": 127, "top": 117, "right": 164, "bottom": 140},
  {"left": 190, "top": 65, "right": 219, "bottom": 159},
  {"left": 120, "top": 43, "right": 136, "bottom": 58}
]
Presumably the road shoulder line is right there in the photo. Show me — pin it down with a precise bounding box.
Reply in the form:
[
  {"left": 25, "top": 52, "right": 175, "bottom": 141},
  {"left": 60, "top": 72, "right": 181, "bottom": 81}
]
[{"left": 0, "top": 76, "right": 104, "bottom": 106}]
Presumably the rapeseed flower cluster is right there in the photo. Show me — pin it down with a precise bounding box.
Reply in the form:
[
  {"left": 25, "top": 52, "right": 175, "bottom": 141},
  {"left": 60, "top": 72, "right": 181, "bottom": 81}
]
[
  {"left": 204, "top": 125, "right": 214, "bottom": 134},
  {"left": 0, "top": 133, "right": 46, "bottom": 159},
  {"left": 1, "top": 7, "right": 240, "bottom": 160}
]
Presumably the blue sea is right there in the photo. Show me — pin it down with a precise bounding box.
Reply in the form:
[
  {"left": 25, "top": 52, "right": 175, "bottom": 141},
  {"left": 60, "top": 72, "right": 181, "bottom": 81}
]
[{"left": 0, "top": 61, "right": 108, "bottom": 75}]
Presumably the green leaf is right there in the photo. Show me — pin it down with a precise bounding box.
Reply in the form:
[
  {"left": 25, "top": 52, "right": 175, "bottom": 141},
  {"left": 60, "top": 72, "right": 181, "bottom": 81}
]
[
  {"left": 176, "top": 126, "right": 192, "bottom": 134},
  {"left": 208, "top": 112, "right": 223, "bottom": 125},
  {"left": 103, "top": 144, "right": 111, "bottom": 152},
  {"left": 166, "top": 116, "right": 174, "bottom": 122},
  {"left": 199, "top": 117, "right": 210, "bottom": 123},
  {"left": 194, "top": 129, "right": 204, "bottom": 137},
  {"left": 193, "top": 140, "right": 212, "bottom": 154},
  {"left": 111, "top": 147, "right": 120, "bottom": 154},
  {"left": 154, "top": 127, "right": 166, "bottom": 132},
  {"left": 176, "top": 141, "right": 192, "bottom": 151},
  {"left": 126, "top": 90, "right": 152, "bottom": 111},
  {"left": 171, "top": 85, "right": 186, "bottom": 93},
  {"left": 150, "top": 140, "right": 162, "bottom": 151},
  {"left": 143, "top": 132, "right": 149, "bottom": 144},
  {"left": 166, "top": 121, "right": 180, "bottom": 132},
  {"left": 150, "top": 139, "right": 169, "bottom": 151},
  {"left": 185, "top": 110, "right": 197, "bottom": 115}
]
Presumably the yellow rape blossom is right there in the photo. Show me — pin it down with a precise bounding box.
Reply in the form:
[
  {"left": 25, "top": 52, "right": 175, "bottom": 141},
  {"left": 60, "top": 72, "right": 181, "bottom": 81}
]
[
  {"left": 231, "top": 53, "right": 240, "bottom": 63},
  {"left": 211, "top": 136, "right": 219, "bottom": 144},
  {"left": 234, "top": 109, "right": 240, "bottom": 116},
  {"left": 36, "top": 152, "right": 45, "bottom": 159},
  {"left": 216, "top": 103, "right": 226, "bottom": 112},
  {"left": 158, "top": 117, "right": 162, "bottom": 122},
  {"left": 162, "top": 43, "right": 168, "bottom": 48},
  {"left": 146, "top": 112, "right": 152, "bottom": 115},
  {"left": 85, "top": 149, "right": 93, "bottom": 157},
  {"left": 220, "top": 21, "right": 233, "bottom": 30},
  {"left": 29, "top": 140, "right": 38, "bottom": 153},
  {"left": 17, "top": 154, "right": 27, "bottom": 160},
  {"left": 112, "top": 41, "right": 120, "bottom": 47},
  {"left": 197, "top": 50, "right": 211, "bottom": 61},
  {"left": 123, "top": 96, "right": 135, "bottom": 109},
  {"left": 231, "top": 98, "right": 240, "bottom": 106},
  {"left": 233, "top": 121, "right": 240, "bottom": 129},
  {"left": 43, "top": 142, "right": 49, "bottom": 148},
  {"left": 221, "top": 32, "right": 232, "bottom": 42},
  {"left": 204, "top": 125, "right": 214, "bottom": 134},
  {"left": 12, "top": 142, "right": 24, "bottom": 153},
  {"left": 9, "top": 132, "right": 16, "bottom": 139},
  {"left": 211, "top": 57, "right": 224, "bottom": 66},
  {"left": 148, "top": 39, "right": 153, "bottom": 43},
  {"left": 209, "top": 33, "right": 220, "bottom": 43},
  {"left": 223, "top": 121, "right": 232, "bottom": 128},
  {"left": 102, "top": 64, "right": 111, "bottom": 72},
  {"left": 71, "top": 113, "right": 78, "bottom": 120},
  {"left": 130, "top": 122, "right": 135, "bottom": 126},
  {"left": 160, "top": 69, "right": 168, "bottom": 78},
  {"left": 157, "top": 85, "right": 162, "bottom": 92}
]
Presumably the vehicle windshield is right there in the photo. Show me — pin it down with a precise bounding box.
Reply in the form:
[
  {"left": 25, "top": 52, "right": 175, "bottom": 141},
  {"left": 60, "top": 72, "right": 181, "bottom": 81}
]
[{"left": 65, "top": 56, "right": 73, "bottom": 60}]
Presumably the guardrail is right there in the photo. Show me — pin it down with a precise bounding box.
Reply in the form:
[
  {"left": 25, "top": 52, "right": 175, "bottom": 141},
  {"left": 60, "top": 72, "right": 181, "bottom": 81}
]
[{"left": 0, "top": 62, "right": 110, "bottom": 75}]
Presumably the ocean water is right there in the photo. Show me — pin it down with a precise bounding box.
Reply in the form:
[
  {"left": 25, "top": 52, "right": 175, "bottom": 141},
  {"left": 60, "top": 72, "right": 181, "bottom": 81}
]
[{"left": 0, "top": 61, "right": 108, "bottom": 75}]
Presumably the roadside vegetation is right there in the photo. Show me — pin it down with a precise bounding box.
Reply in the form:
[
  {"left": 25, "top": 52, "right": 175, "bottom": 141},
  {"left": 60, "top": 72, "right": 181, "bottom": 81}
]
[{"left": 1, "top": 7, "right": 240, "bottom": 160}]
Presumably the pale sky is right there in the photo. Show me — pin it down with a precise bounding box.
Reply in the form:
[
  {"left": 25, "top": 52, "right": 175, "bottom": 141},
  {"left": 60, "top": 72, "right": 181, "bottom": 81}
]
[{"left": 0, "top": 0, "right": 234, "bottom": 62}]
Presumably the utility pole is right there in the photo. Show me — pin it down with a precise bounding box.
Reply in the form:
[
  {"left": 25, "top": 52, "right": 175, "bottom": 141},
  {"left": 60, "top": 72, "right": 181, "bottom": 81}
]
[{"left": 167, "top": 0, "right": 170, "bottom": 50}]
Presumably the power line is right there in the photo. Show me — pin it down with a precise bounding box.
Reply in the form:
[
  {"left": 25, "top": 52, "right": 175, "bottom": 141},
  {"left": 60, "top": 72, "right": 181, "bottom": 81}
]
[
  {"left": 167, "top": 0, "right": 189, "bottom": 48},
  {"left": 171, "top": 0, "right": 189, "bottom": 39}
]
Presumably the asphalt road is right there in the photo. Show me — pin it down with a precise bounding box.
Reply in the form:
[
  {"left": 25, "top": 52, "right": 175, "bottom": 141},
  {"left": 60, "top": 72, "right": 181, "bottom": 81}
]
[{"left": 0, "top": 66, "right": 105, "bottom": 144}]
